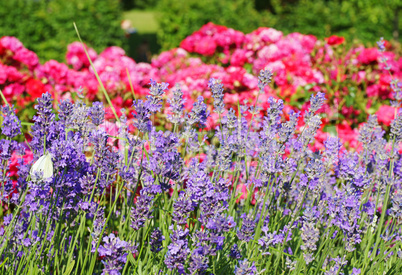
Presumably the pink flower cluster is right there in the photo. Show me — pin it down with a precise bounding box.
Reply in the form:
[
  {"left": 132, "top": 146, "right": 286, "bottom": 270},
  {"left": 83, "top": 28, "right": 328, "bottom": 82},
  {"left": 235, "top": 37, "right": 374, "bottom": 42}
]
[
  {"left": 1, "top": 23, "right": 402, "bottom": 150},
  {"left": 179, "top": 23, "right": 402, "bottom": 148}
]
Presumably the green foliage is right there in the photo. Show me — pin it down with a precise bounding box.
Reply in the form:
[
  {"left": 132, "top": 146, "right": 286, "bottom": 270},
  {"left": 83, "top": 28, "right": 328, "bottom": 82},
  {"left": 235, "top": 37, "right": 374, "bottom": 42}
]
[
  {"left": 272, "top": 0, "right": 400, "bottom": 43},
  {"left": 0, "top": 0, "right": 126, "bottom": 62},
  {"left": 156, "top": 0, "right": 274, "bottom": 50},
  {"left": 121, "top": 0, "right": 160, "bottom": 10}
]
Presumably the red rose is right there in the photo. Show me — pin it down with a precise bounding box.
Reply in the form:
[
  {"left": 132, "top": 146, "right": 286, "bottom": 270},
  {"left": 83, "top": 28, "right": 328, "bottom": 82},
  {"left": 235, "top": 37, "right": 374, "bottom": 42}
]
[
  {"left": 325, "top": 35, "right": 345, "bottom": 46},
  {"left": 26, "top": 78, "right": 46, "bottom": 99}
]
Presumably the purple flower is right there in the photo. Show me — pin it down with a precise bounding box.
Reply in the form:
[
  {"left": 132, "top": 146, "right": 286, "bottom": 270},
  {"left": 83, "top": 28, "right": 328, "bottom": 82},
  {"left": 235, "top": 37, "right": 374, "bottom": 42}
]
[
  {"left": 89, "top": 101, "right": 105, "bottom": 126},
  {"left": 172, "top": 191, "right": 194, "bottom": 225},
  {"left": 237, "top": 212, "right": 256, "bottom": 242},
  {"left": 30, "top": 92, "right": 57, "bottom": 153},
  {"left": 324, "top": 136, "right": 341, "bottom": 163},
  {"left": 130, "top": 193, "right": 154, "bottom": 230},
  {"left": 22, "top": 238, "right": 31, "bottom": 247},
  {"left": 300, "top": 207, "right": 320, "bottom": 264},
  {"left": 79, "top": 173, "right": 96, "bottom": 196},
  {"left": 305, "top": 92, "right": 326, "bottom": 122},
  {"left": 58, "top": 99, "right": 74, "bottom": 125},
  {"left": 132, "top": 99, "right": 152, "bottom": 133},
  {"left": 149, "top": 228, "right": 164, "bottom": 253},
  {"left": 221, "top": 108, "right": 237, "bottom": 130},
  {"left": 85, "top": 207, "right": 106, "bottom": 255},
  {"left": 1, "top": 105, "right": 21, "bottom": 138},
  {"left": 188, "top": 246, "right": 209, "bottom": 274},
  {"left": 390, "top": 190, "right": 402, "bottom": 218},
  {"left": 390, "top": 109, "right": 402, "bottom": 143},
  {"left": 186, "top": 170, "right": 213, "bottom": 203},
  {"left": 377, "top": 37, "right": 385, "bottom": 52},
  {"left": 167, "top": 84, "right": 185, "bottom": 125},
  {"left": 187, "top": 96, "right": 209, "bottom": 128},
  {"left": 258, "top": 68, "right": 273, "bottom": 91},
  {"left": 229, "top": 244, "right": 242, "bottom": 259},
  {"left": 146, "top": 79, "right": 169, "bottom": 113},
  {"left": 235, "top": 259, "right": 258, "bottom": 275},
  {"left": 164, "top": 227, "right": 190, "bottom": 274},
  {"left": 208, "top": 78, "right": 225, "bottom": 114},
  {"left": 206, "top": 214, "right": 236, "bottom": 233},
  {"left": 98, "top": 233, "right": 137, "bottom": 275},
  {"left": 3, "top": 214, "right": 12, "bottom": 226}
]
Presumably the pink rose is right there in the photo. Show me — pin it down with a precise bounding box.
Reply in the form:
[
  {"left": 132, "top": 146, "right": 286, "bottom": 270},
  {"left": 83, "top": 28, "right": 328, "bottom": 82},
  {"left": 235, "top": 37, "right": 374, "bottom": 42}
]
[
  {"left": 0, "top": 36, "right": 24, "bottom": 53},
  {"left": 357, "top": 48, "right": 380, "bottom": 64},
  {"left": 376, "top": 105, "right": 395, "bottom": 126},
  {"left": 194, "top": 36, "right": 217, "bottom": 56},
  {"left": 3, "top": 83, "right": 25, "bottom": 101},
  {"left": 13, "top": 48, "right": 39, "bottom": 69}
]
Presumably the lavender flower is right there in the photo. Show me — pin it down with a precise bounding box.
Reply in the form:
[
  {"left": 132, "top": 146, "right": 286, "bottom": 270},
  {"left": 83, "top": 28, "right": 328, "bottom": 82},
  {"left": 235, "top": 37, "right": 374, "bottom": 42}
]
[
  {"left": 390, "top": 190, "right": 402, "bottom": 218},
  {"left": 91, "top": 207, "right": 106, "bottom": 251},
  {"left": 167, "top": 84, "right": 185, "bottom": 125},
  {"left": 300, "top": 207, "right": 320, "bottom": 264},
  {"left": 98, "top": 233, "right": 137, "bottom": 275},
  {"left": 229, "top": 244, "right": 242, "bottom": 259},
  {"left": 58, "top": 99, "right": 74, "bottom": 126},
  {"left": 70, "top": 100, "right": 91, "bottom": 132},
  {"left": 89, "top": 101, "right": 105, "bottom": 126},
  {"left": 31, "top": 92, "right": 56, "bottom": 153},
  {"left": 172, "top": 191, "right": 194, "bottom": 225},
  {"left": 130, "top": 193, "right": 154, "bottom": 230},
  {"left": 164, "top": 227, "right": 190, "bottom": 274},
  {"left": 237, "top": 212, "right": 256, "bottom": 242},
  {"left": 324, "top": 136, "right": 341, "bottom": 164},
  {"left": 221, "top": 108, "right": 237, "bottom": 129},
  {"left": 235, "top": 259, "right": 258, "bottom": 275},
  {"left": 132, "top": 99, "right": 152, "bottom": 133},
  {"left": 146, "top": 79, "right": 169, "bottom": 113},
  {"left": 304, "top": 92, "right": 326, "bottom": 122},
  {"left": 390, "top": 109, "right": 402, "bottom": 143},
  {"left": 208, "top": 78, "right": 225, "bottom": 114},
  {"left": 188, "top": 246, "right": 209, "bottom": 274},
  {"left": 1, "top": 105, "right": 21, "bottom": 138},
  {"left": 258, "top": 68, "right": 273, "bottom": 91},
  {"left": 187, "top": 96, "right": 210, "bottom": 128},
  {"left": 149, "top": 228, "right": 165, "bottom": 253},
  {"left": 377, "top": 37, "right": 385, "bottom": 52}
]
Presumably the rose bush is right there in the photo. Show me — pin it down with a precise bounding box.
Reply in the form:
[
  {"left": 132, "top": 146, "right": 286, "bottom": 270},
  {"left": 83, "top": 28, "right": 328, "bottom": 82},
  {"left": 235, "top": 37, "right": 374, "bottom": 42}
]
[{"left": 1, "top": 23, "right": 401, "bottom": 149}]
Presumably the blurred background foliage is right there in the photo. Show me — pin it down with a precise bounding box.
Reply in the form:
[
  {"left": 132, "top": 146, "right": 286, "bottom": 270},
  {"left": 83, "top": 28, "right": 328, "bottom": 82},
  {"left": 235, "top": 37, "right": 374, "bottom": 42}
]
[
  {"left": 0, "top": 0, "right": 126, "bottom": 62},
  {"left": 0, "top": 0, "right": 400, "bottom": 62}
]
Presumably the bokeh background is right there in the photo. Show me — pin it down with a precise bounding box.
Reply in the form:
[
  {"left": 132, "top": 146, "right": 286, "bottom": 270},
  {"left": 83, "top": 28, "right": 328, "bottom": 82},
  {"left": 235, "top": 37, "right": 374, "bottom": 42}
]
[{"left": 1, "top": 0, "right": 401, "bottom": 63}]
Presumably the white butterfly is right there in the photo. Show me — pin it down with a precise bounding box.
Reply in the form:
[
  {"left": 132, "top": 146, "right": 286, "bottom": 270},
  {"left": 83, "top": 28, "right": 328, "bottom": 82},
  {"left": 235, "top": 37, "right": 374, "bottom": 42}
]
[{"left": 30, "top": 152, "right": 54, "bottom": 180}]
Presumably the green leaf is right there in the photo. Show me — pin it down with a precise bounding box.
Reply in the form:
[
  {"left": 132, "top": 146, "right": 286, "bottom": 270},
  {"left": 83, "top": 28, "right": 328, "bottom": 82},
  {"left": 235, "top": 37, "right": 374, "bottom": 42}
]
[{"left": 63, "top": 260, "right": 75, "bottom": 275}]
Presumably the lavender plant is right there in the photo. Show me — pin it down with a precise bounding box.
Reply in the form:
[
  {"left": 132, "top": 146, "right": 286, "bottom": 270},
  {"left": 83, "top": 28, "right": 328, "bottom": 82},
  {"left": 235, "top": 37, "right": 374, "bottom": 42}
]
[{"left": 0, "top": 40, "right": 401, "bottom": 274}]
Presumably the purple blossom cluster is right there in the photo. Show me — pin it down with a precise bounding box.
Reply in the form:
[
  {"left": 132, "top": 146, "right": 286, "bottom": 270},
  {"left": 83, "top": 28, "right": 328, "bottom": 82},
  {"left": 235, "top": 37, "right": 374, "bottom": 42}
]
[{"left": 0, "top": 64, "right": 401, "bottom": 274}]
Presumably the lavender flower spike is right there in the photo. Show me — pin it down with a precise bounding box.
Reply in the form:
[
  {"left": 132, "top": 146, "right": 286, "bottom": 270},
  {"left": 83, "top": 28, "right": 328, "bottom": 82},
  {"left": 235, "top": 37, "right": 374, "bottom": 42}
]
[
  {"left": 1, "top": 105, "right": 21, "bottom": 138},
  {"left": 208, "top": 78, "right": 225, "bottom": 114},
  {"left": 167, "top": 83, "right": 186, "bottom": 125},
  {"left": 147, "top": 79, "right": 169, "bottom": 113},
  {"left": 258, "top": 68, "right": 273, "bottom": 91}
]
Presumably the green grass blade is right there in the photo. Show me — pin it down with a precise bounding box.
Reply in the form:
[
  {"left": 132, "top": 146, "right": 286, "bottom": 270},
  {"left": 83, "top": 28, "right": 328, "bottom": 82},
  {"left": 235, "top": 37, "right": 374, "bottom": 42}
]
[{"left": 73, "top": 22, "right": 119, "bottom": 122}]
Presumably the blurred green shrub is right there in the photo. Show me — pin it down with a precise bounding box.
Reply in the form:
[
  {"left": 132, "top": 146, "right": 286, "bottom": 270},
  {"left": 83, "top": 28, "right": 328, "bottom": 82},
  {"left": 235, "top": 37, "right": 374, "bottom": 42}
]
[
  {"left": 269, "top": 0, "right": 401, "bottom": 43},
  {"left": 156, "top": 0, "right": 273, "bottom": 50},
  {"left": 121, "top": 0, "right": 159, "bottom": 10},
  {"left": 0, "top": 0, "right": 126, "bottom": 62}
]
